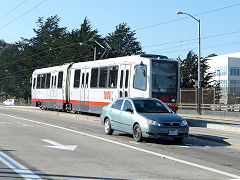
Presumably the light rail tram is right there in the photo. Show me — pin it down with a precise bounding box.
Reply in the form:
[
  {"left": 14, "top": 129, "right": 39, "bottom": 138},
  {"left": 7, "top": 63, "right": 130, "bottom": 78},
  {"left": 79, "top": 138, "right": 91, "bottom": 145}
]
[{"left": 31, "top": 54, "right": 179, "bottom": 114}]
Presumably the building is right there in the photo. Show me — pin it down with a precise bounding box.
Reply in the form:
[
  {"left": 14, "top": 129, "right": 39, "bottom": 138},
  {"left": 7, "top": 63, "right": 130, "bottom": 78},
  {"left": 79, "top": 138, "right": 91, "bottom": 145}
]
[{"left": 207, "top": 52, "right": 240, "bottom": 104}]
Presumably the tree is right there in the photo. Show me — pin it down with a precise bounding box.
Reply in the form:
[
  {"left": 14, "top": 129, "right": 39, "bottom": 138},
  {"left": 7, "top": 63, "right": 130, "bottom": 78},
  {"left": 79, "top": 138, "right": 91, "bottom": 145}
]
[
  {"left": 69, "top": 17, "right": 101, "bottom": 62},
  {"left": 0, "top": 39, "right": 7, "bottom": 50},
  {"left": 105, "top": 23, "right": 142, "bottom": 58},
  {"left": 0, "top": 43, "right": 24, "bottom": 99},
  {"left": 0, "top": 39, "right": 7, "bottom": 57},
  {"left": 201, "top": 55, "right": 215, "bottom": 88},
  {"left": 21, "top": 15, "right": 69, "bottom": 67},
  {"left": 0, "top": 15, "right": 69, "bottom": 100},
  {"left": 180, "top": 50, "right": 214, "bottom": 88},
  {"left": 180, "top": 51, "right": 198, "bottom": 88}
]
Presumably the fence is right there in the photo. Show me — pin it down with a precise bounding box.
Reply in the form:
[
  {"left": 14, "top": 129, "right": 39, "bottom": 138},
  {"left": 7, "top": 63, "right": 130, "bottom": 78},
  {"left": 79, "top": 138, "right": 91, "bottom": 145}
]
[{"left": 179, "top": 87, "right": 240, "bottom": 112}]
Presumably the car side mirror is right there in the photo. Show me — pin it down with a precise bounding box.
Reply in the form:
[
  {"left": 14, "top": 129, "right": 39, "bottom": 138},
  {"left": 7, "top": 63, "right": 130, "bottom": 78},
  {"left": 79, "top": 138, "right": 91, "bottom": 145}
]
[{"left": 126, "top": 108, "right": 134, "bottom": 113}]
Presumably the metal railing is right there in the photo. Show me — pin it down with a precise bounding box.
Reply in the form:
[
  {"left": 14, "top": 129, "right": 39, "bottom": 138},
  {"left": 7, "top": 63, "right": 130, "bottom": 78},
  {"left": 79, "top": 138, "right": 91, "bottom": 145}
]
[{"left": 179, "top": 87, "right": 240, "bottom": 112}]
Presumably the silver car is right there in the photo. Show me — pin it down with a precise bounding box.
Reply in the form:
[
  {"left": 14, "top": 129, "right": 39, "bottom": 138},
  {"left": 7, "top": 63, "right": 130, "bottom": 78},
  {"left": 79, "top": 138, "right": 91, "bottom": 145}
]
[{"left": 100, "top": 97, "right": 189, "bottom": 142}]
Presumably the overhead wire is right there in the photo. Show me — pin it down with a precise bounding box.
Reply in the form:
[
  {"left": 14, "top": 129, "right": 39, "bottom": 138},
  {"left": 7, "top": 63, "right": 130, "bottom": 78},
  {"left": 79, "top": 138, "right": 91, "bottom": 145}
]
[
  {"left": 144, "top": 30, "right": 240, "bottom": 53},
  {"left": 1, "top": 37, "right": 240, "bottom": 81},
  {"left": 0, "top": 3, "right": 240, "bottom": 80},
  {"left": 1, "top": 2, "right": 239, "bottom": 54},
  {"left": 153, "top": 41, "right": 240, "bottom": 55},
  {"left": 0, "top": 0, "right": 27, "bottom": 21},
  {"left": 1, "top": 27, "right": 240, "bottom": 80},
  {"left": 0, "top": 0, "right": 47, "bottom": 30},
  {"left": 1, "top": 26, "right": 240, "bottom": 70},
  {"left": 135, "top": 3, "right": 240, "bottom": 31}
]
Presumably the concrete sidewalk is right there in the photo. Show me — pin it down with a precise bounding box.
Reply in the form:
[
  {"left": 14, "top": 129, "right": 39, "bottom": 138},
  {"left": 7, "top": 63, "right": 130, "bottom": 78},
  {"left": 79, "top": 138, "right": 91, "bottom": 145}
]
[
  {"left": 178, "top": 113, "right": 240, "bottom": 146},
  {"left": 179, "top": 113, "right": 240, "bottom": 133}
]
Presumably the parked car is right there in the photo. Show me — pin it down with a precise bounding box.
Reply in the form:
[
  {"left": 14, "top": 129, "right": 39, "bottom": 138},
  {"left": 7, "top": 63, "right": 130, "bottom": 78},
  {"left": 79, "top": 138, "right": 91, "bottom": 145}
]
[
  {"left": 3, "top": 99, "right": 19, "bottom": 106},
  {"left": 100, "top": 97, "right": 189, "bottom": 142}
]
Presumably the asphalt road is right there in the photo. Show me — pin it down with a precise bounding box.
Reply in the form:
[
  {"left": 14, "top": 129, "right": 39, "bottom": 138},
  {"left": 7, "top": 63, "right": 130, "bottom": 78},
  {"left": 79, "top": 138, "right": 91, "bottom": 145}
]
[{"left": 0, "top": 106, "right": 240, "bottom": 179}]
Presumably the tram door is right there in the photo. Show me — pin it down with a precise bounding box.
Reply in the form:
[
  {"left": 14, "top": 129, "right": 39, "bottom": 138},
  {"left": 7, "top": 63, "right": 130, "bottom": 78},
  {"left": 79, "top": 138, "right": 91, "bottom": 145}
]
[
  {"left": 119, "top": 65, "right": 131, "bottom": 97},
  {"left": 80, "top": 69, "right": 91, "bottom": 112},
  {"left": 50, "top": 72, "right": 57, "bottom": 109}
]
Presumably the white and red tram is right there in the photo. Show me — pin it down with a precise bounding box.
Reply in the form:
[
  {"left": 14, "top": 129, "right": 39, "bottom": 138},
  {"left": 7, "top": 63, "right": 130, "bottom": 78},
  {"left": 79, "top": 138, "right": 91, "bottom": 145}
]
[{"left": 31, "top": 54, "right": 180, "bottom": 114}]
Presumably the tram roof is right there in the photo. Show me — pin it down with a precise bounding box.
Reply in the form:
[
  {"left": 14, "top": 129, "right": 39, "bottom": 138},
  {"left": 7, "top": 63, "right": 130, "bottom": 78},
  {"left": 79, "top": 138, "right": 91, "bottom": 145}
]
[{"left": 32, "top": 54, "right": 177, "bottom": 73}]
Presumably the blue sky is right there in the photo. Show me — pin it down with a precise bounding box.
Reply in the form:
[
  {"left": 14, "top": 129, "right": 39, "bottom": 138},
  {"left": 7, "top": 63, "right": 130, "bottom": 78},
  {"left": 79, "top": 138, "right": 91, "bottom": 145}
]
[{"left": 0, "top": 0, "right": 239, "bottom": 59}]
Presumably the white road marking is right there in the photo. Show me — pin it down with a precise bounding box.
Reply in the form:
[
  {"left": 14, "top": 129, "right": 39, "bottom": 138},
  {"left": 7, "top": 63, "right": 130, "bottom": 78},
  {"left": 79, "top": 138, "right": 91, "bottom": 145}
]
[
  {"left": 16, "top": 122, "right": 32, "bottom": 127},
  {"left": 129, "top": 141, "right": 140, "bottom": 145},
  {"left": 1, "top": 113, "right": 240, "bottom": 179},
  {"left": 203, "top": 146, "right": 212, "bottom": 149},
  {"left": 0, "top": 122, "right": 32, "bottom": 127},
  {"left": 0, "top": 151, "right": 42, "bottom": 180},
  {"left": 177, "top": 146, "right": 190, "bottom": 148},
  {"left": 41, "top": 139, "right": 78, "bottom": 151},
  {"left": 0, "top": 122, "right": 14, "bottom": 126}
]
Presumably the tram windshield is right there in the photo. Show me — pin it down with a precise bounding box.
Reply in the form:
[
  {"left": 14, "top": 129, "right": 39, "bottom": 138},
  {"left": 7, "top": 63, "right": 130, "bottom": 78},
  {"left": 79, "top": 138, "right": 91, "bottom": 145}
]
[{"left": 152, "top": 60, "right": 178, "bottom": 102}]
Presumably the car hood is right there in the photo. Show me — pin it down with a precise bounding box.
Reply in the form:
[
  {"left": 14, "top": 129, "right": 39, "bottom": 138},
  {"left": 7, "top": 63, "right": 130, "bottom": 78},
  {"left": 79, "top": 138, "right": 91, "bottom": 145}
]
[{"left": 138, "top": 113, "right": 184, "bottom": 122}]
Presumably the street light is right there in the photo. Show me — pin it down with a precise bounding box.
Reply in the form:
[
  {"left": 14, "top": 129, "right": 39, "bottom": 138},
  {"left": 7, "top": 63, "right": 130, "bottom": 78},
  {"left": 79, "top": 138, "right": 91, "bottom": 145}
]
[
  {"left": 176, "top": 11, "right": 202, "bottom": 115},
  {"left": 79, "top": 42, "right": 97, "bottom": 61}
]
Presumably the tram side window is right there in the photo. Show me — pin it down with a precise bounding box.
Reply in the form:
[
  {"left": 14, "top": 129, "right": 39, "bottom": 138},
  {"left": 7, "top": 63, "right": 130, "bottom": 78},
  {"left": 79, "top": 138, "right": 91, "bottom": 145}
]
[
  {"left": 33, "top": 78, "right": 36, "bottom": 89},
  {"left": 46, "top": 73, "right": 51, "bottom": 89},
  {"left": 90, "top": 68, "right": 99, "bottom": 88},
  {"left": 81, "top": 73, "right": 85, "bottom": 88},
  {"left": 54, "top": 76, "right": 57, "bottom": 88},
  {"left": 57, "top": 71, "right": 63, "bottom": 88},
  {"left": 74, "top": 69, "right": 81, "bottom": 88},
  {"left": 37, "top": 75, "right": 41, "bottom": 89},
  {"left": 51, "top": 76, "right": 54, "bottom": 88},
  {"left": 125, "top": 70, "right": 129, "bottom": 89},
  {"left": 109, "top": 66, "right": 118, "bottom": 88},
  {"left": 41, "top": 74, "right": 46, "bottom": 89},
  {"left": 120, "top": 70, "right": 124, "bottom": 88},
  {"left": 86, "top": 73, "right": 89, "bottom": 88},
  {"left": 99, "top": 67, "right": 108, "bottom": 88},
  {"left": 133, "top": 65, "right": 147, "bottom": 91}
]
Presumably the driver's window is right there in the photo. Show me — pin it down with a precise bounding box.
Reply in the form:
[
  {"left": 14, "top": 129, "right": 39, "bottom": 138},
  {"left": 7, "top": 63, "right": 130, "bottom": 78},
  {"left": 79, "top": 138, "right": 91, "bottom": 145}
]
[{"left": 122, "top": 100, "right": 133, "bottom": 112}]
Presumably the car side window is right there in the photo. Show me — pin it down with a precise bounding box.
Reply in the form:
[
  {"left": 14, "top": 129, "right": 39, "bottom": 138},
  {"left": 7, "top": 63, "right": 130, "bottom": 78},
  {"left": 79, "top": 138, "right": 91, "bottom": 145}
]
[
  {"left": 122, "top": 100, "right": 133, "bottom": 112},
  {"left": 112, "top": 100, "right": 123, "bottom": 110}
]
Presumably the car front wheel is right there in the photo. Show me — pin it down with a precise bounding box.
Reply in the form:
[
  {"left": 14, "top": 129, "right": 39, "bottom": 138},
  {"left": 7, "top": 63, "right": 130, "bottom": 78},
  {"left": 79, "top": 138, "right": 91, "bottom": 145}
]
[
  {"left": 104, "top": 118, "right": 113, "bottom": 135},
  {"left": 133, "top": 124, "right": 143, "bottom": 142}
]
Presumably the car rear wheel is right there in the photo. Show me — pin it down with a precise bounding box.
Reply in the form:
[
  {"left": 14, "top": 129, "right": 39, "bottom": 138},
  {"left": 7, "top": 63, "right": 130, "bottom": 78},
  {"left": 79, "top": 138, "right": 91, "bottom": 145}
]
[
  {"left": 133, "top": 124, "right": 143, "bottom": 142},
  {"left": 104, "top": 118, "right": 113, "bottom": 135}
]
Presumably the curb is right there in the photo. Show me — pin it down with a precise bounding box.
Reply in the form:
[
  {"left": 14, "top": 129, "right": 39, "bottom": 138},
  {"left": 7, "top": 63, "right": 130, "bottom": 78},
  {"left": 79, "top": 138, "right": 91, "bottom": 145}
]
[
  {"left": 183, "top": 118, "right": 240, "bottom": 134},
  {"left": 206, "top": 123, "right": 240, "bottom": 133},
  {"left": 189, "top": 133, "right": 240, "bottom": 147}
]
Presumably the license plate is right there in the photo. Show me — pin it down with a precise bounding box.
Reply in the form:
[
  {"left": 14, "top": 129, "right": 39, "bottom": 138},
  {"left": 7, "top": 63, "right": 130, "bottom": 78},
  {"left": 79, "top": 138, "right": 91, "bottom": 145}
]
[{"left": 168, "top": 130, "right": 178, "bottom": 135}]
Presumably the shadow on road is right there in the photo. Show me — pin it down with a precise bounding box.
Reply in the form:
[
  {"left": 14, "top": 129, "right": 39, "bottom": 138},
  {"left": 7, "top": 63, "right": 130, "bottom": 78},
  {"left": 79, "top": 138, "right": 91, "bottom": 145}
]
[
  {"left": 0, "top": 168, "right": 128, "bottom": 180},
  {"left": 116, "top": 132, "right": 231, "bottom": 147}
]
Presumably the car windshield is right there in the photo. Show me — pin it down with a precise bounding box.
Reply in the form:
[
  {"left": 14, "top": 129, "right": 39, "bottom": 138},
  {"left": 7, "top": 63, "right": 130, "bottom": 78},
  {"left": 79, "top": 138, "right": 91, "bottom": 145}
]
[{"left": 133, "top": 100, "right": 171, "bottom": 113}]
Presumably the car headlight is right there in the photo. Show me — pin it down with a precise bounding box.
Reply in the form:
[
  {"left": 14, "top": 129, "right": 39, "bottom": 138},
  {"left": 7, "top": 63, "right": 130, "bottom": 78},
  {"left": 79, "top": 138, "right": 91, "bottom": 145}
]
[
  {"left": 146, "top": 119, "right": 161, "bottom": 126},
  {"left": 181, "top": 119, "right": 188, "bottom": 126}
]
